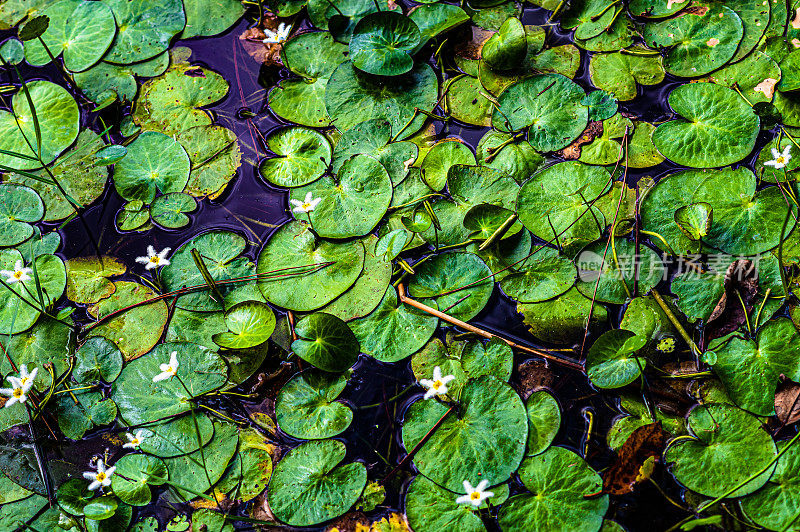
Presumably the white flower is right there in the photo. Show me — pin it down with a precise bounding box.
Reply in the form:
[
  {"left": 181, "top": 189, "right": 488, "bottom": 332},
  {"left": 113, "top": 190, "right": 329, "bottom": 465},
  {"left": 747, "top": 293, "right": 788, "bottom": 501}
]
[
  {"left": 290, "top": 192, "right": 322, "bottom": 214},
  {"left": 263, "top": 22, "right": 291, "bottom": 44},
  {"left": 153, "top": 351, "right": 179, "bottom": 382},
  {"left": 764, "top": 145, "right": 792, "bottom": 170},
  {"left": 419, "top": 366, "right": 455, "bottom": 400},
  {"left": 83, "top": 459, "right": 115, "bottom": 491},
  {"left": 135, "top": 245, "right": 171, "bottom": 271},
  {"left": 455, "top": 480, "right": 494, "bottom": 507},
  {"left": 0, "top": 260, "right": 32, "bottom": 284},
  {"left": 123, "top": 430, "right": 145, "bottom": 450},
  {"left": 0, "top": 365, "right": 37, "bottom": 408}
]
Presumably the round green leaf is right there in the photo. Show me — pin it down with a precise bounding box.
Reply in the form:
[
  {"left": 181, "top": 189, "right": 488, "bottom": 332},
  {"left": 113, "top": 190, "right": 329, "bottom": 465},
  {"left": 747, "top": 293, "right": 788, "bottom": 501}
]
[
  {"left": 212, "top": 301, "right": 276, "bottom": 349},
  {"left": 268, "top": 439, "right": 367, "bottom": 527},
  {"left": 113, "top": 131, "right": 190, "bottom": 203},
  {"left": 586, "top": 329, "right": 647, "bottom": 389},
  {"left": 260, "top": 127, "right": 332, "bottom": 188},
  {"left": 0, "top": 183, "right": 43, "bottom": 246},
  {"left": 526, "top": 391, "right": 561, "bottom": 456},
  {"left": 74, "top": 337, "right": 123, "bottom": 383},
  {"left": 275, "top": 370, "right": 353, "bottom": 439},
  {"left": 348, "top": 286, "right": 438, "bottom": 362},
  {"left": 405, "top": 475, "right": 490, "bottom": 532},
  {"left": 135, "top": 413, "right": 215, "bottom": 458},
  {"left": 291, "top": 312, "right": 360, "bottom": 372},
  {"left": 401, "top": 376, "right": 527, "bottom": 492},
  {"left": 517, "top": 287, "right": 608, "bottom": 345},
  {"left": 62, "top": 0, "right": 116, "bottom": 72},
  {"left": 0, "top": 251, "right": 66, "bottom": 335},
  {"left": 350, "top": 12, "right": 420, "bottom": 76},
  {"left": 665, "top": 403, "right": 777, "bottom": 498},
  {"left": 497, "top": 447, "right": 608, "bottom": 532},
  {"left": 111, "top": 454, "right": 167, "bottom": 506},
  {"left": 482, "top": 17, "right": 526, "bottom": 70},
  {"left": 653, "top": 83, "right": 759, "bottom": 168},
  {"left": 576, "top": 239, "right": 664, "bottom": 304},
  {"left": 408, "top": 252, "right": 493, "bottom": 321},
  {"left": 257, "top": 221, "right": 365, "bottom": 311},
  {"left": 741, "top": 439, "right": 800, "bottom": 532},
  {"left": 101, "top": 0, "right": 186, "bottom": 64},
  {"left": 181, "top": 0, "right": 244, "bottom": 39},
  {"left": 500, "top": 254, "right": 575, "bottom": 303},
  {"left": 420, "top": 139, "right": 475, "bottom": 191}
]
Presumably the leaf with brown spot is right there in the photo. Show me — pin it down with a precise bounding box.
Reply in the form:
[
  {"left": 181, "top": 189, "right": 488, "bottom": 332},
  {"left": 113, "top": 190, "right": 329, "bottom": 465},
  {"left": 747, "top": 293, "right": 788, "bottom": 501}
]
[
  {"left": 703, "top": 259, "right": 758, "bottom": 347},
  {"left": 556, "top": 121, "right": 603, "bottom": 160},
  {"left": 603, "top": 422, "right": 667, "bottom": 495},
  {"left": 775, "top": 378, "right": 800, "bottom": 426}
]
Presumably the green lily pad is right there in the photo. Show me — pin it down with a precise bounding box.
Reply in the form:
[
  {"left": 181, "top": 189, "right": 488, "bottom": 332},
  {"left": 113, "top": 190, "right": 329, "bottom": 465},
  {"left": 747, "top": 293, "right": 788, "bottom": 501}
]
[
  {"left": 575, "top": 239, "right": 664, "bottom": 304},
  {"left": 497, "top": 447, "right": 608, "bottom": 532},
  {"left": 579, "top": 114, "right": 633, "bottom": 166},
  {"left": 476, "top": 130, "right": 545, "bottom": 184},
  {"left": 178, "top": 125, "right": 241, "bottom": 199},
  {"left": 741, "top": 439, "right": 800, "bottom": 532},
  {"left": 72, "top": 53, "right": 170, "bottom": 105},
  {"left": 408, "top": 251, "right": 493, "bottom": 321},
  {"left": 289, "top": 154, "right": 392, "bottom": 239},
  {"left": 55, "top": 389, "right": 117, "bottom": 439},
  {"left": 348, "top": 286, "right": 438, "bottom": 362},
  {"left": 710, "top": 50, "right": 781, "bottom": 104},
  {"left": 110, "top": 454, "right": 167, "bottom": 506},
  {"left": 350, "top": 12, "right": 420, "bottom": 76},
  {"left": 516, "top": 161, "right": 610, "bottom": 254},
  {"left": 212, "top": 301, "right": 276, "bottom": 349},
  {"left": 113, "top": 131, "right": 190, "bottom": 203},
  {"left": 405, "top": 475, "right": 489, "bottom": 532},
  {"left": 607, "top": 394, "right": 686, "bottom": 450},
  {"left": 628, "top": 0, "right": 688, "bottom": 17},
  {"left": 269, "top": 78, "right": 332, "bottom": 128},
  {"left": 0, "top": 80, "right": 79, "bottom": 170},
  {"left": 727, "top": 0, "right": 771, "bottom": 63},
  {"left": 589, "top": 50, "right": 665, "bottom": 102},
  {"left": 257, "top": 221, "right": 365, "bottom": 311},
  {"left": 8, "top": 130, "right": 109, "bottom": 222},
  {"left": 482, "top": 16, "right": 526, "bottom": 70},
  {"left": 444, "top": 74, "right": 493, "bottom": 127},
  {"left": 150, "top": 193, "right": 196, "bottom": 229},
  {"left": 448, "top": 164, "right": 519, "bottom": 210},
  {"left": 132, "top": 63, "right": 229, "bottom": 135},
  {"left": 562, "top": 0, "right": 618, "bottom": 39},
  {"left": 642, "top": 4, "right": 744, "bottom": 77},
  {"left": 319, "top": 235, "right": 392, "bottom": 321},
  {"left": 87, "top": 281, "right": 170, "bottom": 360},
  {"left": 0, "top": 251, "right": 66, "bottom": 335},
  {"left": 665, "top": 403, "right": 777, "bottom": 498},
  {"left": 268, "top": 439, "right": 367, "bottom": 527},
  {"left": 408, "top": 3, "right": 469, "bottom": 51},
  {"left": 1, "top": 315, "right": 73, "bottom": 379},
  {"left": 517, "top": 287, "right": 608, "bottom": 345},
  {"left": 282, "top": 30, "right": 350, "bottom": 79},
  {"left": 325, "top": 61, "right": 438, "bottom": 139},
  {"left": 112, "top": 342, "right": 227, "bottom": 424},
  {"left": 259, "top": 127, "right": 332, "bottom": 188},
  {"left": 291, "top": 312, "right": 360, "bottom": 372},
  {"left": 160, "top": 230, "right": 256, "bottom": 313},
  {"left": 162, "top": 421, "right": 238, "bottom": 501},
  {"left": 0, "top": 38, "right": 23, "bottom": 65},
  {"left": 331, "top": 118, "right": 418, "bottom": 185},
  {"left": 674, "top": 202, "right": 712, "bottom": 241},
  {"left": 0, "top": 183, "right": 43, "bottom": 246},
  {"left": 586, "top": 329, "right": 647, "bottom": 389},
  {"left": 712, "top": 318, "right": 800, "bottom": 416},
  {"left": 275, "top": 370, "right": 353, "bottom": 439},
  {"left": 134, "top": 413, "right": 214, "bottom": 457},
  {"left": 653, "top": 82, "right": 759, "bottom": 168},
  {"left": 500, "top": 254, "right": 575, "bottom": 303},
  {"left": 402, "top": 376, "right": 527, "bottom": 492},
  {"left": 101, "top": 0, "right": 186, "bottom": 64},
  {"left": 216, "top": 427, "right": 276, "bottom": 502},
  {"left": 526, "top": 391, "right": 561, "bottom": 456},
  {"left": 420, "top": 139, "right": 475, "bottom": 191},
  {"left": 492, "top": 74, "right": 587, "bottom": 152},
  {"left": 181, "top": 0, "right": 244, "bottom": 39},
  {"left": 73, "top": 337, "right": 123, "bottom": 383}
]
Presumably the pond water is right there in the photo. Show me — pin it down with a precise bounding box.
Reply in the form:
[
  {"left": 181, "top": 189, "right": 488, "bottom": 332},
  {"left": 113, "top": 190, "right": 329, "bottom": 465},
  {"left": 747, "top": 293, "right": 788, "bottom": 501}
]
[{"left": 1, "top": 0, "right": 799, "bottom": 531}]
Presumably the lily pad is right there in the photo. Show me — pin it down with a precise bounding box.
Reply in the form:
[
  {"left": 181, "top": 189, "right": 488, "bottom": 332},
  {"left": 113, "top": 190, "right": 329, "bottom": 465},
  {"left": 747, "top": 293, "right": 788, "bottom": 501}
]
[
  {"left": 420, "top": 139, "right": 475, "bottom": 191},
  {"left": 331, "top": 118, "right": 417, "bottom": 185},
  {"left": 526, "top": 391, "right": 561, "bottom": 456},
  {"left": 150, "top": 193, "right": 196, "bottom": 229},
  {"left": 492, "top": 74, "right": 587, "bottom": 152},
  {"left": 482, "top": 16, "right": 526, "bottom": 70},
  {"left": 73, "top": 337, "right": 123, "bottom": 383},
  {"left": 260, "top": 127, "right": 332, "bottom": 188},
  {"left": 134, "top": 413, "right": 214, "bottom": 458},
  {"left": 348, "top": 286, "right": 438, "bottom": 362},
  {"left": 0, "top": 80, "right": 80, "bottom": 170},
  {"left": 291, "top": 312, "right": 360, "bottom": 372},
  {"left": 111, "top": 342, "right": 227, "bottom": 424},
  {"left": 289, "top": 154, "right": 392, "bottom": 238},
  {"left": 575, "top": 239, "right": 664, "bottom": 304},
  {"left": 586, "top": 329, "right": 647, "bottom": 389},
  {"left": 275, "top": 370, "right": 353, "bottom": 439},
  {"left": 500, "top": 254, "right": 575, "bottom": 303},
  {"left": 401, "top": 376, "right": 527, "bottom": 492},
  {"left": 664, "top": 403, "right": 777, "bottom": 498},
  {"left": 741, "top": 439, "right": 800, "bottom": 532},
  {"left": 405, "top": 475, "right": 489, "bottom": 532},
  {"left": 181, "top": 0, "right": 244, "bottom": 39},
  {"left": 101, "top": 0, "right": 186, "bottom": 64},
  {"left": 350, "top": 12, "right": 420, "bottom": 76},
  {"left": 0, "top": 251, "right": 66, "bottom": 335},
  {"left": 518, "top": 287, "right": 608, "bottom": 344},
  {"left": 257, "top": 221, "right": 365, "bottom": 311},
  {"left": 110, "top": 454, "right": 167, "bottom": 506},
  {"left": 268, "top": 439, "right": 367, "bottom": 527},
  {"left": 589, "top": 50, "right": 665, "bottom": 102},
  {"left": 653, "top": 82, "right": 759, "bottom": 168},
  {"left": 212, "top": 301, "right": 276, "bottom": 349},
  {"left": 72, "top": 53, "right": 170, "bottom": 105},
  {"left": 408, "top": 252, "right": 493, "bottom": 321},
  {"left": 0, "top": 183, "right": 43, "bottom": 247},
  {"left": 178, "top": 125, "right": 241, "bottom": 199},
  {"left": 497, "top": 447, "right": 608, "bottom": 532},
  {"left": 113, "top": 131, "right": 190, "bottom": 203}
]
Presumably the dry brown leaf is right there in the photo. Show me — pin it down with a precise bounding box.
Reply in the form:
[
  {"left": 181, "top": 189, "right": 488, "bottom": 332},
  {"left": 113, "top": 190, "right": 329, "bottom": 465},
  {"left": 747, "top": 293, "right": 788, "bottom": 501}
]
[
  {"left": 603, "top": 422, "right": 667, "bottom": 495},
  {"left": 556, "top": 121, "right": 603, "bottom": 160},
  {"left": 776, "top": 378, "right": 800, "bottom": 426}
]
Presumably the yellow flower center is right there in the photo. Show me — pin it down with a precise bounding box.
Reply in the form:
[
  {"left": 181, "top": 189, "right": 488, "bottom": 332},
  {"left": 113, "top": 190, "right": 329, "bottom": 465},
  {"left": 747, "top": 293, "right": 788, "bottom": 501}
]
[
  {"left": 433, "top": 379, "right": 442, "bottom": 389},
  {"left": 470, "top": 492, "right": 481, "bottom": 500},
  {"left": 20, "top": 377, "right": 28, "bottom": 385},
  {"left": 96, "top": 472, "right": 106, "bottom": 482},
  {"left": 149, "top": 256, "right": 159, "bottom": 263},
  {"left": 777, "top": 156, "right": 786, "bottom": 164},
  {"left": 12, "top": 388, "right": 22, "bottom": 398},
  {"left": 13, "top": 271, "right": 23, "bottom": 279},
  {"left": 302, "top": 202, "right": 312, "bottom": 210},
  {"left": 131, "top": 438, "right": 139, "bottom": 445}
]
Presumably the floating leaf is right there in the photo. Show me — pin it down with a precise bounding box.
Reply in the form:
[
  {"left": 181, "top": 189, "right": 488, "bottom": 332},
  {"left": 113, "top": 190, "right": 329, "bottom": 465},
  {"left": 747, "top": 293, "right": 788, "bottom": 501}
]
[
  {"left": 350, "top": 12, "right": 420, "bottom": 76},
  {"left": 101, "top": 0, "right": 186, "bottom": 64},
  {"left": 526, "top": 390, "right": 561, "bottom": 456},
  {"left": 212, "top": 301, "right": 276, "bottom": 349},
  {"left": 110, "top": 454, "right": 167, "bottom": 506},
  {"left": 275, "top": 370, "right": 353, "bottom": 439},
  {"left": 113, "top": 131, "right": 190, "bottom": 203},
  {"left": 291, "top": 312, "right": 360, "bottom": 372},
  {"left": 150, "top": 193, "right": 197, "bottom": 229},
  {"left": 260, "top": 127, "right": 331, "bottom": 188},
  {"left": 586, "top": 330, "right": 647, "bottom": 389},
  {"left": 73, "top": 337, "right": 123, "bottom": 383}
]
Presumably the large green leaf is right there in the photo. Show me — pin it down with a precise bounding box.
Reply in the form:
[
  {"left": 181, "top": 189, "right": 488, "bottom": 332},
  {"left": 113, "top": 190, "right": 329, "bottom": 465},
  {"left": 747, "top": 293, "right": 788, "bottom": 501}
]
[
  {"left": 275, "top": 370, "right": 353, "bottom": 439},
  {"left": 0, "top": 251, "right": 66, "bottom": 335},
  {"left": 268, "top": 439, "right": 367, "bottom": 526},
  {"left": 101, "top": 0, "right": 186, "bottom": 64},
  {"left": 741, "top": 439, "right": 800, "bottom": 532},
  {"left": 112, "top": 131, "right": 190, "bottom": 203},
  {"left": 291, "top": 312, "right": 360, "bottom": 372},
  {"left": 181, "top": 0, "right": 244, "bottom": 39},
  {"left": 401, "top": 376, "right": 527, "bottom": 492},
  {"left": 408, "top": 252, "right": 493, "bottom": 321},
  {"left": 349, "top": 12, "right": 420, "bottom": 76},
  {"left": 259, "top": 127, "right": 331, "bottom": 188}
]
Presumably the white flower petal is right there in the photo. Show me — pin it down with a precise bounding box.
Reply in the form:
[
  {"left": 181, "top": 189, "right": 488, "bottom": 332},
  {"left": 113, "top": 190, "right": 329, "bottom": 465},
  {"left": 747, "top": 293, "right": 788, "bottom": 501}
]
[{"left": 455, "top": 494, "right": 472, "bottom": 505}]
